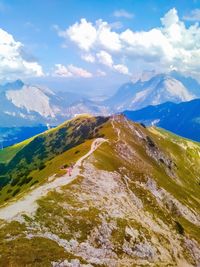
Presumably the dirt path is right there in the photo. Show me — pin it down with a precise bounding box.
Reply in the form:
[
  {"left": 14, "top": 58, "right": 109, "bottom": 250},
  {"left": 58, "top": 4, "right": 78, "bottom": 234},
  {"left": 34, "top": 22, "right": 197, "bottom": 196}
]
[
  {"left": 0, "top": 138, "right": 106, "bottom": 221},
  {"left": 111, "top": 117, "right": 121, "bottom": 142}
]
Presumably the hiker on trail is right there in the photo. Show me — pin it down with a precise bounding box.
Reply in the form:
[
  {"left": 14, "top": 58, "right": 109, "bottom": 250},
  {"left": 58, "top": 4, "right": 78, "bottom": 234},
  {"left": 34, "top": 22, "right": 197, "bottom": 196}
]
[{"left": 68, "top": 164, "right": 74, "bottom": 176}]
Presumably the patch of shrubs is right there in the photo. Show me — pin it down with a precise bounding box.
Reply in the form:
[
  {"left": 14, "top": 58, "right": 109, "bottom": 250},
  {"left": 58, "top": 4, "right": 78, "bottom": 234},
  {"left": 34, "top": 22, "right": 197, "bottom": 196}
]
[
  {"left": 31, "top": 180, "right": 39, "bottom": 186},
  {"left": 146, "top": 136, "right": 156, "bottom": 148},
  {"left": 11, "top": 177, "right": 21, "bottom": 187},
  {"left": 7, "top": 188, "right": 12, "bottom": 193},
  {"left": 159, "top": 158, "right": 165, "bottom": 164},
  {"left": 18, "top": 176, "right": 33, "bottom": 186},
  {"left": 175, "top": 221, "right": 184, "bottom": 235},
  {"left": 38, "top": 163, "right": 46, "bottom": 170},
  {"left": 12, "top": 188, "right": 20, "bottom": 197}
]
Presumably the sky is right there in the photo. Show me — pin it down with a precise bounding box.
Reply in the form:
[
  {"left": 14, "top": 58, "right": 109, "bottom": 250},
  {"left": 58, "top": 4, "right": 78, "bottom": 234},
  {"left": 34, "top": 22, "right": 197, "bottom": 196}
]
[{"left": 0, "top": 0, "right": 200, "bottom": 96}]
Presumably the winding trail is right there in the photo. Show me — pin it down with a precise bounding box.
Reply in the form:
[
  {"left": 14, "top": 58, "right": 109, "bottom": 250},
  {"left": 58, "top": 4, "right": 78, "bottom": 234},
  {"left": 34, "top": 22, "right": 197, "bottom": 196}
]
[
  {"left": 0, "top": 138, "right": 106, "bottom": 221},
  {"left": 111, "top": 117, "right": 121, "bottom": 142}
]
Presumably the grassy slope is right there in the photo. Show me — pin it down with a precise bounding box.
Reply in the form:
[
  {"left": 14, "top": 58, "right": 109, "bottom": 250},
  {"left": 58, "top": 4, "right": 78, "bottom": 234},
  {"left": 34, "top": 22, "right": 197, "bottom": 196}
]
[
  {"left": 32, "top": 117, "right": 200, "bottom": 265},
  {"left": 0, "top": 115, "right": 108, "bottom": 205},
  {"left": 0, "top": 137, "right": 32, "bottom": 164},
  {"left": 0, "top": 115, "right": 199, "bottom": 266}
]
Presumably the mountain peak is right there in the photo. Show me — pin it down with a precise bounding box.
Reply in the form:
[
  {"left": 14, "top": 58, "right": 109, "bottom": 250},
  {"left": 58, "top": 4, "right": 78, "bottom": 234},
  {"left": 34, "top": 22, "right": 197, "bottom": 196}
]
[
  {"left": 3, "top": 79, "right": 24, "bottom": 90},
  {"left": 106, "top": 72, "right": 196, "bottom": 112}
]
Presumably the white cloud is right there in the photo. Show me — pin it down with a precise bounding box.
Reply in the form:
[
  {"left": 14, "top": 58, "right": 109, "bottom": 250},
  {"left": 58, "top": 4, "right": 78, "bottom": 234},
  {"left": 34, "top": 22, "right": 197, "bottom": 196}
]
[
  {"left": 60, "top": 18, "right": 96, "bottom": 51},
  {"left": 54, "top": 64, "right": 72, "bottom": 77},
  {"left": 81, "top": 53, "right": 95, "bottom": 63},
  {"left": 59, "top": 8, "right": 200, "bottom": 81},
  {"left": 113, "top": 9, "right": 134, "bottom": 19},
  {"left": 68, "top": 64, "right": 93, "bottom": 78},
  {"left": 96, "top": 20, "right": 122, "bottom": 51},
  {"left": 96, "top": 50, "right": 113, "bottom": 67},
  {"left": 109, "top": 21, "right": 123, "bottom": 30},
  {"left": 161, "top": 8, "right": 179, "bottom": 27},
  {"left": 113, "top": 64, "right": 129, "bottom": 75},
  {"left": 0, "top": 28, "right": 43, "bottom": 81},
  {"left": 54, "top": 64, "right": 92, "bottom": 78},
  {"left": 183, "top": 9, "right": 200, "bottom": 21},
  {"left": 58, "top": 18, "right": 121, "bottom": 52},
  {"left": 96, "top": 50, "right": 129, "bottom": 75},
  {"left": 96, "top": 69, "right": 106, "bottom": 77}
]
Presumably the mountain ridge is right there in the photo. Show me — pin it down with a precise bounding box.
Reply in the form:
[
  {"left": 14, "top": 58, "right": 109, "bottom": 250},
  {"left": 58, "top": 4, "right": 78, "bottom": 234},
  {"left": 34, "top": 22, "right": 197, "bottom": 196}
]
[
  {"left": 1, "top": 72, "right": 200, "bottom": 128},
  {"left": 105, "top": 73, "right": 197, "bottom": 112},
  {"left": 0, "top": 115, "right": 199, "bottom": 266},
  {"left": 124, "top": 98, "right": 200, "bottom": 142}
]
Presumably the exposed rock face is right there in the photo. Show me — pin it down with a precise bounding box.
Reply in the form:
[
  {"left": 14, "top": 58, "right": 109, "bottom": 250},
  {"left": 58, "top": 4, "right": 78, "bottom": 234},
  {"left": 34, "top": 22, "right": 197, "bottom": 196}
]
[{"left": 106, "top": 74, "right": 196, "bottom": 112}]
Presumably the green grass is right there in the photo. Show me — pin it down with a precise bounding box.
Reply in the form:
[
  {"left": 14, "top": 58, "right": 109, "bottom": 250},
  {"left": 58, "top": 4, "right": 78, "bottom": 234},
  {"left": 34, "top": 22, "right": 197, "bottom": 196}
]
[
  {"left": 0, "top": 137, "right": 32, "bottom": 163},
  {"left": 35, "top": 177, "right": 101, "bottom": 242},
  {"left": 0, "top": 115, "right": 200, "bottom": 265},
  {"left": 0, "top": 234, "right": 81, "bottom": 267},
  {"left": 0, "top": 115, "right": 109, "bottom": 205},
  {"left": 93, "top": 118, "right": 200, "bottom": 243}
]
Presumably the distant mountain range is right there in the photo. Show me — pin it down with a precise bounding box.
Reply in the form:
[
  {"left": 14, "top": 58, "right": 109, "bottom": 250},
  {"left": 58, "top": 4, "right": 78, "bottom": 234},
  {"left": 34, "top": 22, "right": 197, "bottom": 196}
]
[
  {"left": 1, "top": 72, "right": 200, "bottom": 128},
  {"left": 1, "top": 72, "right": 200, "bottom": 146},
  {"left": 106, "top": 73, "right": 198, "bottom": 112},
  {"left": 0, "top": 79, "right": 108, "bottom": 127},
  {"left": 124, "top": 98, "right": 200, "bottom": 142}
]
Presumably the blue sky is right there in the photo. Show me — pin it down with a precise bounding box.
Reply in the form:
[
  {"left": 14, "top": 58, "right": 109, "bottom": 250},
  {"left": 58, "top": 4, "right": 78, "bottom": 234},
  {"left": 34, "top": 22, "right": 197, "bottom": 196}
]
[{"left": 0, "top": 0, "right": 200, "bottom": 95}]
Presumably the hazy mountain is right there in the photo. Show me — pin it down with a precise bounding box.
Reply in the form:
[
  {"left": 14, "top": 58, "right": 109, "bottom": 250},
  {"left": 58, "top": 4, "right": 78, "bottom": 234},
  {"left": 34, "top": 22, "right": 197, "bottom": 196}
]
[
  {"left": 0, "top": 80, "right": 108, "bottom": 127},
  {"left": 1, "top": 74, "right": 200, "bottom": 128},
  {"left": 1, "top": 74, "right": 200, "bottom": 148},
  {"left": 124, "top": 98, "right": 200, "bottom": 142},
  {"left": 105, "top": 74, "right": 197, "bottom": 112},
  {"left": 0, "top": 125, "right": 48, "bottom": 148},
  {"left": 170, "top": 71, "right": 200, "bottom": 97},
  {"left": 0, "top": 115, "right": 199, "bottom": 266}
]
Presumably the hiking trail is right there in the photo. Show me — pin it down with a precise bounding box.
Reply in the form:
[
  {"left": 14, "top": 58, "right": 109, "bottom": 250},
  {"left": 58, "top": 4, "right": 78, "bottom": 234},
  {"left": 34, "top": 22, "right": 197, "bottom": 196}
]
[{"left": 0, "top": 138, "right": 106, "bottom": 221}]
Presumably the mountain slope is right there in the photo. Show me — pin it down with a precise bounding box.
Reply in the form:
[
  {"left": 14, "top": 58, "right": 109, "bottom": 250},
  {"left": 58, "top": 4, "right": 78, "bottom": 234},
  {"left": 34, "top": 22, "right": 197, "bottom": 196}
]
[
  {"left": 124, "top": 98, "right": 200, "bottom": 142},
  {"left": 0, "top": 80, "right": 108, "bottom": 127},
  {"left": 1, "top": 73, "right": 199, "bottom": 128},
  {"left": 0, "top": 125, "right": 48, "bottom": 148},
  {"left": 0, "top": 115, "right": 199, "bottom": 266},
  {"left": 105, "top": 74, "right": 196, "bottom": 112},
  {"left": 170, "top": 71, "right": 200, "bottom": 96}
]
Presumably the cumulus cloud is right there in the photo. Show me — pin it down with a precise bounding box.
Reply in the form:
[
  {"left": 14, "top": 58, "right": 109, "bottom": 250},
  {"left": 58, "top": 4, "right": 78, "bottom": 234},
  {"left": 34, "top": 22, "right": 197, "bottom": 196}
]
[
  {"left": 96, "top": 50, "right": 113, "bottom": 67},
  {"left": 96, "top": 50, "right": 129, "bottom": 75},
  {"left": 58, "top": 18, "right": 121, "bottom": 52},
  {"left": 183, "top": 9, "right": 200, "bottom": 21},
  {"left": 59, "top": 8, "right": 200, "bottom": 81},
  {"left": 54, "top": 64, "right": 93, "bottom": 78},
  {"left": 0, "top": 28, "right": 43, "bottom": 81},
  {"left": 113, "top": 9, "right": 134, "bottom": 19},
  {"left": 113, "top": 64, "right": 129, "bottom": 75},
  {"left": 81, "top": 53, "right": 95, "bottom": 63},
  {"left": 54, "top": 64, "right": 72, "bottom": 77},
  {"left": 60, "top": 18, "right": 96, "bottom": 51}
]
